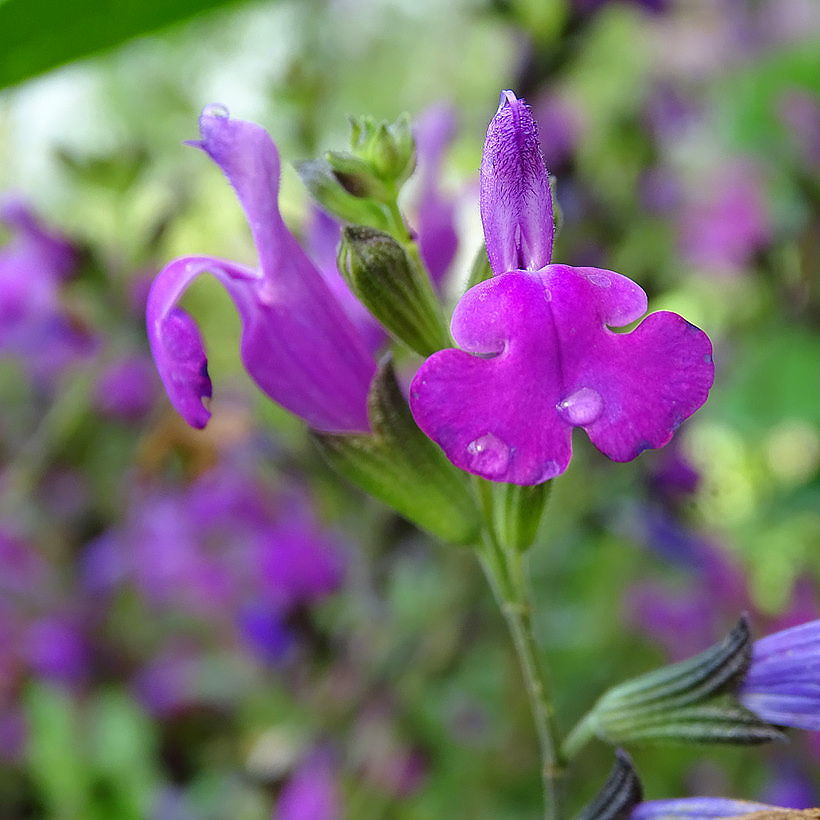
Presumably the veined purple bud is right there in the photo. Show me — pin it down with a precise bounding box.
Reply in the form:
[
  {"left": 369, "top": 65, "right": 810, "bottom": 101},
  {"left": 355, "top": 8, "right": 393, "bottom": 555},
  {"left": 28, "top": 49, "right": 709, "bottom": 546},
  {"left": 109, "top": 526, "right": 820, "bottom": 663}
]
[
  {"left": 739, "top": 619, "right": 820, "bottom": 731},
  {"left": 632, "top": 798, "right": 779, "bottom": 819},
  {"left": 147, "top": 107, "right": 377, "bottom": 433},
  {"left": 480, "top": 90, "right": 554, "bottom": 275}
]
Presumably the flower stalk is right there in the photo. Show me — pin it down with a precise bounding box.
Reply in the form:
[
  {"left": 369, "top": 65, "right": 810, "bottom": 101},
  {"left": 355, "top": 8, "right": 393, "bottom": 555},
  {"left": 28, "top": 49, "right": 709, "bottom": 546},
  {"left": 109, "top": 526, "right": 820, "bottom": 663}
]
[{"left": 476, "top": 480, "right": 565, "bottom": 819}]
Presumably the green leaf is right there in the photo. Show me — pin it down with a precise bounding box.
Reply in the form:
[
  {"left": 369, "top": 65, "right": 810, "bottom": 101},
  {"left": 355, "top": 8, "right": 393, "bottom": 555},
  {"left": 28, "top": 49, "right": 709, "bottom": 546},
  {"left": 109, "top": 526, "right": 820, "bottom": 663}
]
[
  {"left": 0, "top": 0, "right": 250, "bottom": 91},
  {"left": 314, "top": 358, "right": 479, "bottom": 544}
]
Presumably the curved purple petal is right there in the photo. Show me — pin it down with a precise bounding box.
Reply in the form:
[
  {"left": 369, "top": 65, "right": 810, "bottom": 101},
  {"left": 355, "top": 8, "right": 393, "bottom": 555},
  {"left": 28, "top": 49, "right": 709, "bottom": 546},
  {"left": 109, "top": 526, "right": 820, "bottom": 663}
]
[
  {"left": 410, "top": 267, "right": 713, "bottom": 484},
  {"left": 148, "top": 108, "right": 377, "bottom": 433},
  {"left": 480, "top": 90, "right": 554, "bottom": 275},
  {"left": 631, "top": 798, "right": 775, "bottom": 819}
]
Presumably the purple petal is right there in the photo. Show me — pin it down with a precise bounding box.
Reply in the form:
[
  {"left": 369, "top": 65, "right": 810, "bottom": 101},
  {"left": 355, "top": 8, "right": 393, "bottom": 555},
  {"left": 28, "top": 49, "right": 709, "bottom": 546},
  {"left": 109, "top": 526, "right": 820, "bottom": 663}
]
[
  {"left": 480, "top": 90, "right": 554, "bottom": 275},
  {"left": 631, "top": 798, "right": 776, "bottom": 819},
  {"left": 149, "top": 108, "right": 377, "bottom": 433},
  {"left": 410, "top": 267, "right": 713, "bottom": 484}
]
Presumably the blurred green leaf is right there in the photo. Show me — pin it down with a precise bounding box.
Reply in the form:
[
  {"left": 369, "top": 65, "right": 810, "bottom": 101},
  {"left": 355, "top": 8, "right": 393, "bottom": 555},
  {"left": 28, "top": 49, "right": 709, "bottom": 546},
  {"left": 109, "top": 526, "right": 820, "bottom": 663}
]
[{"left": 0, "top": 0, "right": 252, "bottom": 90}]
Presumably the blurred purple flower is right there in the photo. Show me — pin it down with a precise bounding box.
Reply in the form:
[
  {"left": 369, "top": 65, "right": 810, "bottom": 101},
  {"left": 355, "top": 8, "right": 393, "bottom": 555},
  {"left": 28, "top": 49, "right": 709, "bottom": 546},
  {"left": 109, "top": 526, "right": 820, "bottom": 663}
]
[
  {"left": 412, "top": 104, "right": 459, "bottom": 284},
  {"left": 275, "top": 751, "right": 340, "bottom": 820},
  {"left": 147, "top": 106, "right": 376, "bottom": 433},
  {"left": 410, "top": 91, "right": 714, "bottom": 484},
  {"left": 532, "top": 91, "right": 583, "bottom": 168},
  {"left": 678, "top": 160, "right": 770, "bottom": 276},
  {"left": 23, "top": 616, "right": 88, "bottom": 689},
  {"left": 95, "top": 354, "right": 160, "bottom": 421},
  {"left": 0, "top": 197, "right": 94, "bottom": 382},
  {"left": 632, "top": 797, "right": 778, "bottom": 819},
  {"left": 739, "top": 619, "right": 820, "bottom": 731}
]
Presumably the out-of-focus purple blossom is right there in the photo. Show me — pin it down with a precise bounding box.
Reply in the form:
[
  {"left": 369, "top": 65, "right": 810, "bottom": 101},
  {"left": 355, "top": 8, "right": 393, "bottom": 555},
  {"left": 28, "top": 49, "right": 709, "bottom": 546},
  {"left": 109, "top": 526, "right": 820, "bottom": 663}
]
[
  {"left": 739, "top": 619, "right": 820, "bottom": 731},
  {"left": 761, "top": 763, "right": 818, "bottom": 810},
  {"left": 22, "top": 616, "right": 88, "bottom": 689},
  {"left": 532, "top": 91, "right": 583, "bottom": 169},
  {"left": 0, "top": 197, "right": 95, "bottom": 383},
  {"left": 412, "top": 104, "right": 459, "bottom": 285},
  {"left": 83, "top": 465, "right": 346, "bottom": 665},
  {"left": 623, "top": 583, "right": 717, "bottom": 661},
  {"left": 678, "top": 160, "right": 770, "bottom": 276},
  {"left": 647, "top": 444, "right": 701, "bottom": 499},
  {"left": 147, "top": 107, "right": 376, "bottom": 433},
  {"left": 95, "top": 354, "right": 160, "bottom": 421},
  {"left": 410, "top": 91, "right": 714, "bottom": 484},
  {"left": 631, "top": 797, "right": 778, "bottom": 819},
  {"left": 275, "top": 751, "right": 340, "bottom": 820},
  {"left": 0, "top": 529, "right": 48, "bottom": 599},
  {"left": 305, "top": 207, "right": 385, "bottom": 353},
  {"left": 237, "top": 605, "right": 294, "bottom": 665}
]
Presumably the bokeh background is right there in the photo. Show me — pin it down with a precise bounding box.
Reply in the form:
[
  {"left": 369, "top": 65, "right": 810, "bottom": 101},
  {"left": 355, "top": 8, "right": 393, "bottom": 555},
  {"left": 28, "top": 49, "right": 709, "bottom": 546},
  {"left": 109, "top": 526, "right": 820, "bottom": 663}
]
[{"left": 1, "top": 0, "right": 820, "bottom": 817}]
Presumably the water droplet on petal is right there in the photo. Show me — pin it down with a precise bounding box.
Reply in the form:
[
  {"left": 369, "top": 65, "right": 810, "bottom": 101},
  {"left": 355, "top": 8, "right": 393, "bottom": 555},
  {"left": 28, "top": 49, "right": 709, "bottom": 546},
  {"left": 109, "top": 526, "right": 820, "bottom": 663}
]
[
  {"left": 557, "top": 387, "right": 603, "bottom": 426},
  {"left": 465, "top": 433, "right": 511, "bottom": 478},
  {"left": 586, "top": 272, "right": 611, "bottom": 288},
  {"left": 202, "top": 103, "right": 230, "bottom": 119}
]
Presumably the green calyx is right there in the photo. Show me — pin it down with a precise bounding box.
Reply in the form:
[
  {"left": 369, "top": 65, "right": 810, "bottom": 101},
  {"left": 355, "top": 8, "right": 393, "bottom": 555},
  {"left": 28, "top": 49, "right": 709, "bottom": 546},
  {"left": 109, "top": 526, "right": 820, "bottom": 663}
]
[
  {"left": 565, "top": 617, "right": 786, "bottom": 754},
  {"left": 313, "top": 358, "right": 479, "bottom": 545},
  {"left": 337, "top": 226, "right": 449, "bottom": 357}
]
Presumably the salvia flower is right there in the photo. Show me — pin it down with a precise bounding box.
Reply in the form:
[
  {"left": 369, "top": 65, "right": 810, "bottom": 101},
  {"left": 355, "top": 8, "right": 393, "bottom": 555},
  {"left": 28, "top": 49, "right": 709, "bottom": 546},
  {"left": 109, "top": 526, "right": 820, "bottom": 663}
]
[
  {"left": 410, "top": 91, "right": 714, "bottom": 484},
  {"left": 739, "top": 619, "right": 820, "bottom": 731},
  {"left": 147, "top": 106, "right": 377, "bottom": 433}
]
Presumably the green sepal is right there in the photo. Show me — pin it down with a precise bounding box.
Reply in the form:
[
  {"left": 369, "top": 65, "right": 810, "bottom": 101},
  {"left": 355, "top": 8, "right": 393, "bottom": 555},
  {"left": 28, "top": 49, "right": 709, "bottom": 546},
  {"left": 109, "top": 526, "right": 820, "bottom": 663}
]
[
  {"left": 576, "top": 750, "right": 642, "bottom": 820},
  {"left": 349, "top": 113, "right": 416, "bottom": 187},
  {"left": 463, "top": 243, "right": 493, "bottom": 292},
  {"left": 597, "top": 616, "right": 752, "bottom": 713},
  {"left": 294, "top": 159, "right": 391, "bottom": 231},
  {"left": 313, "top": 358, "right": 479, "bottom": 544},
  {"left": 338, "top": 226, "right": 449, "bottom": 357},
  {"left": 491, "top": 481, "right": 551, "bottom": 553},
  {"left": 581, "top": 617, "right": 787, "bottom": 747},
  {"left": 595, "top": 698, "right": 786, "bottom": 746},
  {"left": 325, "top": 150, "right": 391, "bottom": 201}
]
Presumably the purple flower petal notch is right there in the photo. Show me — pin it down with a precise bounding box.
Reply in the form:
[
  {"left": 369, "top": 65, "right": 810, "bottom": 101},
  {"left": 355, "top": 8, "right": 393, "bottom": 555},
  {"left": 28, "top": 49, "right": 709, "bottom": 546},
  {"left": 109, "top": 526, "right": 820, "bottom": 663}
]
[
  {"left": 410, "top": 91, "right": 714, "bottom": 485},
  {"left": 147, "top": 106, "right": 377, "bottom": 433}
]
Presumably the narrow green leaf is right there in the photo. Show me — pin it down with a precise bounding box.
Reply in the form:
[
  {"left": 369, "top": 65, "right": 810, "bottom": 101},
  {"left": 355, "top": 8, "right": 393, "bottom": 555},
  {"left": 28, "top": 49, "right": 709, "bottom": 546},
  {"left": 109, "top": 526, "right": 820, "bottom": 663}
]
[{"left": 0, "top": 0, "right": 249, "bottom": 90}]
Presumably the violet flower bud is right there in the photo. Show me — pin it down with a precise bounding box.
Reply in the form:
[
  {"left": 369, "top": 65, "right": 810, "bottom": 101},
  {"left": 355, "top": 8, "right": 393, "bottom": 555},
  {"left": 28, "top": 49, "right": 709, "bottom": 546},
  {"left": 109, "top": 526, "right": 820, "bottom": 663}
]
[{"left": 739, "top": 619, "right": 820, "bottom": 731}]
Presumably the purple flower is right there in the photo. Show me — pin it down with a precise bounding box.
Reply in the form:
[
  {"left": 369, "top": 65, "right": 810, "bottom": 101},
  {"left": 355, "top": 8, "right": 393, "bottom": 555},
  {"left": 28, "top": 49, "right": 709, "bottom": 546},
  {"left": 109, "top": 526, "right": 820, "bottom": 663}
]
[
  {"left": 631, "top": 797, "right": 777, "bottom": 819},
  {"left": 147, "top": 106, "right": 377, "bottom": 433},
  {"left": 739, "top": 619, "right": 820, "bottom": 731},
  {"left": 94, "top": 354, "right": 160, "bottom": 421},
  {"left": 412, "top": 104, "right": 459, "bottom": 284},
  {"left": 409, "top": 92, "right": 714, "bottom": 484},
  {"left": 275, "top": 751, "right": 340, "bottom": 820},
  {"left": 0, "top": 197, "right": 93, "bottom": 382}
]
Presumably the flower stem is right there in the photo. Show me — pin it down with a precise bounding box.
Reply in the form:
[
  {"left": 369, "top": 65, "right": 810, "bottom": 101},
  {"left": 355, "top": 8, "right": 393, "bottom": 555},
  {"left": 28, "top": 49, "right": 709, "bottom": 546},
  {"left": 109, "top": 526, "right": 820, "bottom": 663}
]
[{"left": 478, "top": 522, "right": 566, "bottom": 819}]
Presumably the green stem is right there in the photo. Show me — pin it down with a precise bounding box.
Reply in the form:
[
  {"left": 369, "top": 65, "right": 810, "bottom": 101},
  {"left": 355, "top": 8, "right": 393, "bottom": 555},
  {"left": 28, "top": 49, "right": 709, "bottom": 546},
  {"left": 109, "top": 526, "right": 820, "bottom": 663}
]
[{"left": 478, "top": 518, "right": 566, "bottom": 819}]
